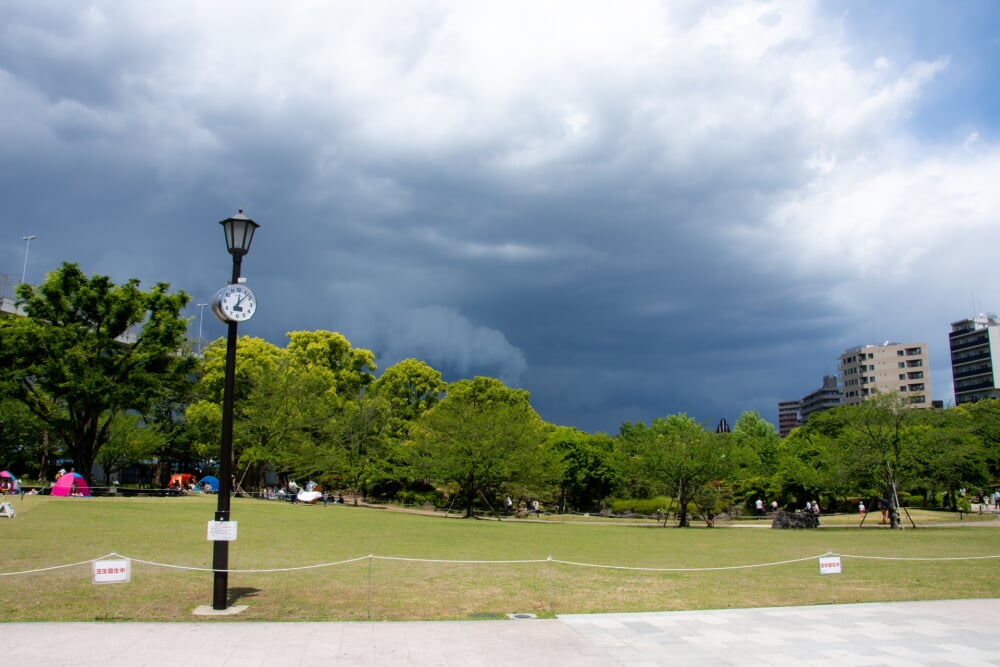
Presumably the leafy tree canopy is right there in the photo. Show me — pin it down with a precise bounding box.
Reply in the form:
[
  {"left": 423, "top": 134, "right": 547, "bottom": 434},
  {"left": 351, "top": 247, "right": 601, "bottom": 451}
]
[
  {"left": 0, "top": 263, "right": 194, "bottom": 482},
  {"left": 413, "top": 376, "right": 559, "bottom": 517}
]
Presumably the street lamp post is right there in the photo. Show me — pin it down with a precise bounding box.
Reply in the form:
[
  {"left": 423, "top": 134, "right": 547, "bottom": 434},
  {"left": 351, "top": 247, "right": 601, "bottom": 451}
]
[
  {"left": 211, "top": 210, "right": 259, "bottom": 611},
  {"left": 196, "top": 303, "right": 209, "bottom": 355},
  {"left": 20, "top": 235, "right": 37, "bottom": 284}
]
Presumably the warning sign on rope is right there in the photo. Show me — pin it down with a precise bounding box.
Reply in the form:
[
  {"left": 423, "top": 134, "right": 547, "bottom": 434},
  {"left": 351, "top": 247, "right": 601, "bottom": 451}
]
[
  {"left": 818, "top": 555, "right": 842, "bottom": 575},
  {"left": 93, "top": 558, "right": 131, "bottom": 584}
]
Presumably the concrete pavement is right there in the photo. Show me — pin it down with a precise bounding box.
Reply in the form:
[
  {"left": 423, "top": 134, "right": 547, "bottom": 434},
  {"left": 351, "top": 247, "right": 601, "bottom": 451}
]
[{"left": 3, "top": 599, "right": 999, "bottom": 666}]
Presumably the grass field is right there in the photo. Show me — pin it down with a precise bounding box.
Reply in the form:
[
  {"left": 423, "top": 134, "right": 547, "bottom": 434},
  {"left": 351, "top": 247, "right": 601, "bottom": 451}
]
[{"left": 2, "top": 494, "right": 999, "bottom": 622}]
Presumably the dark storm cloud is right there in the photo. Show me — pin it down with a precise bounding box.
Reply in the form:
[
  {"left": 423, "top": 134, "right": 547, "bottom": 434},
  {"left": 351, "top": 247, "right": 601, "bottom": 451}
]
[{"left": 3, "top": 2, "right": 1000, "bottom": 433}]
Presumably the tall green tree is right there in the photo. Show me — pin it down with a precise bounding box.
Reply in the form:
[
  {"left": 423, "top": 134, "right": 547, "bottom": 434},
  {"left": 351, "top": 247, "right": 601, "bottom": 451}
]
[
  {"left": 964, "top": 399, "right": 1000, "bottom": 481},
  {"left": 95, "top": 412, "right": 168, "bottom": 484},
  {"left": 906, "top": 407, "right": 988, "bottom": 506},
  {"left": 286, "top": 330, "right": 376, "bottom": 397},
  {"left": 412, "top": 377, "right": 556, "bottom": 517},
  {"left": 0, "top": 263, "right": 194, "bottom": 483},
  {"left": 728, "top": 410, "right": 781, "bottom": 503},
  {"left": 187, "top": 336, "right": 334, "bottom": 489},
  {"left": 0, "top": 398, "right": 53, "bottom": 480},
  {"left": 321, "top": 393, "right": 394, "bottom": 504},
  {"left": 771, "top": 425, "right": 840, "bottom": 509},
  {"left": 549, "top": 427, "right": 621, "bottom": 512},
  {"left": 814, "top": 394, "right": 918, "bottom": 527},
  {"left": 370, "top": 358, "right": 446, "bottom": 439},
  {"left": 636, "top": 414, "right": 730, "bottom": 527}
]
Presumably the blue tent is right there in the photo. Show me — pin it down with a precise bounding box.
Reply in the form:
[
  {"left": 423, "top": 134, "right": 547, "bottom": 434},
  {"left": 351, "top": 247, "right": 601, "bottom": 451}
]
[{"left": 200, "top": 475, "right": 219, "bottom": 492}]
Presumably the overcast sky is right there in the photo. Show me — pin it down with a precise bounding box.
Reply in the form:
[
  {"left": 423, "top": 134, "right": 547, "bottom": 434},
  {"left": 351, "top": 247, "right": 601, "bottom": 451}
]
[{"left": 3, "top": 1, "right": 999, "bottom": 434}]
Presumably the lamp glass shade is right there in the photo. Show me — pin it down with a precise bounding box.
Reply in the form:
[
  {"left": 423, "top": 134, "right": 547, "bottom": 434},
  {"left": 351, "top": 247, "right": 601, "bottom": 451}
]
[{"left": 219, "top": 210, "right": 260, "bottom": 256}]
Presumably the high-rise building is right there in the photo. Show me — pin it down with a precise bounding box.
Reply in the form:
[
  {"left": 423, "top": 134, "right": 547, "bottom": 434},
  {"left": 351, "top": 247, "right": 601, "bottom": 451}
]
[
  {"left": 839, "top": 342, "right": 931, "bottom": 407},
  {"left": 800, "top": 374, "right": 843, "bottom": 420},
  {"left": 777, "top": 400, "right": 801, "bottom": 437},
  {"left": 777, "top": 375, "right": 842, "bottom": 437},
  {"left": 949, "top": 314, "right": 1000, "bottom": 405}
]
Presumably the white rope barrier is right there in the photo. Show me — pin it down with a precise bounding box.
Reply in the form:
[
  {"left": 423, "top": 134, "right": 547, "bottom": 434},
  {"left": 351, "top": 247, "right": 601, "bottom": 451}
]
[
  {"left": 3, "top": 551, "right": 1000, "bottom": 578},
  {"left": 0, "top": 553, "right": 117, "bottom": 577},
  {"left": 548, "top": 554, "right": 823, "bottom": 572},
  {"left": 374, "top": 556, "right": 550, "bottom": 565},
  {"left": 837, "top": 552, "right": 1000, "bottom": 562},
  {"left": 126, "top": 554, "right": 372, "bottom": 573}
]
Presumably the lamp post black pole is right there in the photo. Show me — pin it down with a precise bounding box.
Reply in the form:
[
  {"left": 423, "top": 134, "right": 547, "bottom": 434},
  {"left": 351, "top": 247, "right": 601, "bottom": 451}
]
[
  {"left": 212, "top": 253, "right": 243, "bottom": 611},
  {"left": 210, "top": 209, "right": 258, "bottom": 612}
]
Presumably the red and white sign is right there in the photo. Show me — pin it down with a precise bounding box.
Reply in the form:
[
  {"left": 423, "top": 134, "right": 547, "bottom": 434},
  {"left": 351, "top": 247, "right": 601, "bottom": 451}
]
[
  {"left": 93, "top": 558, "right": 131, "bottom": 584},
  {"left": 818, "top": 556, "right": 842, "bottom": 575}
]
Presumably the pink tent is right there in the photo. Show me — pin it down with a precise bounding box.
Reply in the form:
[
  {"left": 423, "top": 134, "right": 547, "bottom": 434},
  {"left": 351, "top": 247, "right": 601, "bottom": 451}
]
[{"left": 51, "top": 472, "right": 90, "bottom": 497}]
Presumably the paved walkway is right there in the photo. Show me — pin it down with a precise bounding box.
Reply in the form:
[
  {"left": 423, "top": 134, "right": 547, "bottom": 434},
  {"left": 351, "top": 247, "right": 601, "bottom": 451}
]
[{"left": 3, "top": 599, "right": 999, "bottom": 666}]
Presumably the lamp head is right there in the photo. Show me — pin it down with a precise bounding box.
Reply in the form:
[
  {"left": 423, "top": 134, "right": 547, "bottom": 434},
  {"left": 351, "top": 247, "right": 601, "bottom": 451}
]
[{"left": 219, "top": 210, "right": 260, "bottom": 256}]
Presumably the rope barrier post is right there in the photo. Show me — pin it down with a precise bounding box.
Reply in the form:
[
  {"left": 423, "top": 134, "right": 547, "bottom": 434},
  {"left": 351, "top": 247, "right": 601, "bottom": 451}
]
[
  {"left": 368, "top": 554, "right": 373, "bottom": 621},
  {"left": 828, "top": 550, "right": 836, "bottom": 604},
  {"left": 546, "top": 555, "right": 553, "bottom": 614}
]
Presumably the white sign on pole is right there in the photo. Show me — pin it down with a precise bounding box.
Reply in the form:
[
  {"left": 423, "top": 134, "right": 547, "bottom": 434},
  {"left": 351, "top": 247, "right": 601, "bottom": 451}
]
[
  {"left": 207, "top": 520, "right": 238, "bottom": 542},
  {"left": 819, "top": 555, "right": 842, "bottom": 575},
  {"left": 93, "top": 558, "right": 131, "bottom": 584}
]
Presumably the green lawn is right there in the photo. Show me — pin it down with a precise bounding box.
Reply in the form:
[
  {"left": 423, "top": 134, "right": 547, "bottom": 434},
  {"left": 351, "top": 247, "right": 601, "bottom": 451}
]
[{"left": 2, "top": 494, "right": 999, "bottom": 621}]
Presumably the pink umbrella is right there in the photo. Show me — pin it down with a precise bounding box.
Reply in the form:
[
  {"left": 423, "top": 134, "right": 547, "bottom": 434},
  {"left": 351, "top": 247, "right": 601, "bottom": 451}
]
[{"left": 51, "top": 472, "right": 90, "bottom": 497}]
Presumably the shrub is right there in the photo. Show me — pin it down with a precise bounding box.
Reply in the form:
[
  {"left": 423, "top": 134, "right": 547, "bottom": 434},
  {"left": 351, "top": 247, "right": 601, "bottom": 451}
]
[
  {"left": 395, "top": 489, "right": 446, "bottom": 507},
  {"left": 609, "top": 496, "right": 673, "bottom": 515}
]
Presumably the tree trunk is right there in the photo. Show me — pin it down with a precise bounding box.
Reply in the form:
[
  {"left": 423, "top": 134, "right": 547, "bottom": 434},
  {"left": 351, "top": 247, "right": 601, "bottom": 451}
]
[
  {"left": 38, "top": 431, "right": 49, "bottom": 482},
  {"left": 676, "top": 479, "right": 689, "bottom": 527},
  {"left": 464, "top": 486, "right": 477, "bottom": 517}
]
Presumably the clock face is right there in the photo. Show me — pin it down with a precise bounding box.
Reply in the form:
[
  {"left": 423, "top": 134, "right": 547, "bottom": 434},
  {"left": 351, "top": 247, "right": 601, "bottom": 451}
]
[{"left": 213, "top": 284, "right": 256, "bottom": 323}]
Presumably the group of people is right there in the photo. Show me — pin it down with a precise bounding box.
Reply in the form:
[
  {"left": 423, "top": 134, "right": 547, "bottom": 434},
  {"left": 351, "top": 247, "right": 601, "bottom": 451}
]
[
  {"left": 169, "top": 479, "right": 200, "bottom": 494},
  {"left": 503, "top": 496, "right": 542, "bottom": 516},
  {"left": 803, "top": 500, "right": 821, "bottom": 525},
  {"left": 858, "top": 498, "right": 892, "bottom": 524},
  {"left": 753, "top": 498, "right": 780, "bottom": 516},
  {"left": 264, "top": 484, "right": 345, "bottom": 505}
]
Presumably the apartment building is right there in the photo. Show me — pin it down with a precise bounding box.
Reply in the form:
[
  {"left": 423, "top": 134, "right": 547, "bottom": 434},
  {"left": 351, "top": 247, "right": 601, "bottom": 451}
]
[
  {"left": 800, "top": 374, "right": 843, "bottom": 419},
  {"left": 776, "top": 375, "right": 842, "bottom": 436},
  {"left": 777, "top": 399, "right": 801, "bottom": 437},
  {"left": 949, "top": 314, "right": 1000, "bottom": 404},
  {"left": 839, "top": 342, "right": 931, "bottom": 407}
]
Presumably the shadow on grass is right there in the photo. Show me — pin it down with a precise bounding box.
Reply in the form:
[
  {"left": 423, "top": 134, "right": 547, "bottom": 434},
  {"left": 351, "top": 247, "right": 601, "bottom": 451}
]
[{"left": 229, "top": 587, "right": 262, "bottom": 606}]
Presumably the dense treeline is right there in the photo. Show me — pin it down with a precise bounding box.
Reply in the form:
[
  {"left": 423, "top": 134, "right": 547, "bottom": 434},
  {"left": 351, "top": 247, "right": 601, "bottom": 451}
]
[{"left": 2, "top": 265, "right": 999, "bottom": 525}]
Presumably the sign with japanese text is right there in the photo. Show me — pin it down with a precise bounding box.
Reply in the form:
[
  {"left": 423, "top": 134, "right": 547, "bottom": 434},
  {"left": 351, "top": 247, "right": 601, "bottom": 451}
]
[
  {"left": 818, "top": 555, "right": 842, "bottom": 575},
  {"left": 207, "top": 520, "right": 238, "bottom": 542},
  {"left": 93, "top": 558, "right": 131, "bottom": 584}
]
